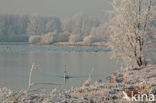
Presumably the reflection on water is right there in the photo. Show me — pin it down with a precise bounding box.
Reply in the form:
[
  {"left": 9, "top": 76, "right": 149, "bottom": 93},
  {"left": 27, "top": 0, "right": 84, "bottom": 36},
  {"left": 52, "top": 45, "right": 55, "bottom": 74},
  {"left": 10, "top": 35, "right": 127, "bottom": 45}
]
[{"left": 0, "top": 45, "right": 120, "bottom": 90}]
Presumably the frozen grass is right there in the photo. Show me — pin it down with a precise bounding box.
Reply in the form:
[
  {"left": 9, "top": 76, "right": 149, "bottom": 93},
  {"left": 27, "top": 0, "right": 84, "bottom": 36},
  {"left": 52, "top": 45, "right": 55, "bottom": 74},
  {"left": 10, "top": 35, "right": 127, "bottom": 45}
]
[{"left": 0, "top": 65, "right": 156, "bottom": 103}]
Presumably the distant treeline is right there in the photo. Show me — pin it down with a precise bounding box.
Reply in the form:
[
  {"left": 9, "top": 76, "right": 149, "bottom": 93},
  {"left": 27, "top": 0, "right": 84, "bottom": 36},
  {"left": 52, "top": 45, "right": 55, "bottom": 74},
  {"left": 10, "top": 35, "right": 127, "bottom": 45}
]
[
  {"left": 0, "top": 13, "right": 101, "bottom": 43},
  {"left": 0, "top": 14, "right": 63, "bottom": 42},
  {"left": 0, "top": 13, "right": 155, "bottom": 44}
]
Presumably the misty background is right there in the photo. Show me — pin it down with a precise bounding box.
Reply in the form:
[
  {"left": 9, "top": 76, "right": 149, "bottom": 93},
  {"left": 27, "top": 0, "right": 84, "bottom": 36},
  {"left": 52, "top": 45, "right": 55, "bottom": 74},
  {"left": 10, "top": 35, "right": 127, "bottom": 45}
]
[{"left": 0, "top": 0, "right": 155, "bottom": 45}]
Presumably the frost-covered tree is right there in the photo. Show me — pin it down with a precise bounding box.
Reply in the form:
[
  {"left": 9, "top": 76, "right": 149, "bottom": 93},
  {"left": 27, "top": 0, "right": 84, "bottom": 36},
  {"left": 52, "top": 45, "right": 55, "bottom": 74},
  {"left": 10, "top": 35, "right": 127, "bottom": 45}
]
[
  {"left": 62, "top": 13, "right": 100, "bottom": 42},
  {"left": 45, "top": 17, "right": 62, "bottom": 33},
  {"left": 83, "top": 23, "right": 110, "bottom": 43},
  {"left": 62, "top": 18, "right": 72, "bottom": 33},
  {"left": 0, "top": 14, "right": 28, "bottom": 37},
  {"left": 0, "top": 15, "right": 7, "bottom": 37},
  {"left": 27, "top": 15, "right": 44, "bottom": 35},
  {"left": 71, "top": 13, "right": 99, "bottom": 37},
  {"left": 16, "top": 15, "right": 29, "bottom": 35},
  {"left": 108, "top": 0, "right": 154, "bottom": 68}
]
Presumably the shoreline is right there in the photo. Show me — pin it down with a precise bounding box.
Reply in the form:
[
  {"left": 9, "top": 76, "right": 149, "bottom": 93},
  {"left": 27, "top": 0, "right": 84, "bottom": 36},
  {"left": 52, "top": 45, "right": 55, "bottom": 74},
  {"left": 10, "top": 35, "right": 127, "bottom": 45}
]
[
  {"left": 0, "top": 65, "right": 156, "bottom": 102},
  {"left": 0, "top": 42, "right": 155, "bottom": 48}
]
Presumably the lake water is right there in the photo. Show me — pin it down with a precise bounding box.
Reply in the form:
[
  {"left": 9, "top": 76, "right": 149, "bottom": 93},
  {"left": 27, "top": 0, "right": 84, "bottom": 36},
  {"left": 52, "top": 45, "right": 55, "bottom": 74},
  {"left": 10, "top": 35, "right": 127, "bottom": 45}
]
[{"left": 0, "top": 44, "right": 155, "bottom": 90}]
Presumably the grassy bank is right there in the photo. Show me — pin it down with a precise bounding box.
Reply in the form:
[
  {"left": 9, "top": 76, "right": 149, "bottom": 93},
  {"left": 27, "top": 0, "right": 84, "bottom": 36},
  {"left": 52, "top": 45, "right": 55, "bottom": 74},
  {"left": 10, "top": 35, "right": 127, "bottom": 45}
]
[{"left": 0, "top": 65, "right": 156, "bottom": 102}]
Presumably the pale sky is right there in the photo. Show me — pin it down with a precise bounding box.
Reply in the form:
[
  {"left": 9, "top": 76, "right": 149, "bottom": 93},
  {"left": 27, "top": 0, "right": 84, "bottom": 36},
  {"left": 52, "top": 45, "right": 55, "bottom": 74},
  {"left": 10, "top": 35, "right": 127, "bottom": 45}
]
[{"left": 0, "top": 0, "right": 112, "bottom": 20}]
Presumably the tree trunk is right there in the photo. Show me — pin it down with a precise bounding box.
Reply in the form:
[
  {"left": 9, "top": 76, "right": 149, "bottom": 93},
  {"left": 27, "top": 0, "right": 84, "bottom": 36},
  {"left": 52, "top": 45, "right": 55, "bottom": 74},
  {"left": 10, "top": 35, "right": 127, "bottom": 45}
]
[{"left": 136, "top": 56, "right": 143, "bottom": 67}]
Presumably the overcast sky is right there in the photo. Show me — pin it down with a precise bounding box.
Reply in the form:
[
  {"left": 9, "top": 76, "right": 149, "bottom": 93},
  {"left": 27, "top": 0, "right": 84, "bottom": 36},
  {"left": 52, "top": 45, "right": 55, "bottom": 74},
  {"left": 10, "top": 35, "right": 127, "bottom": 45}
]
[{"left": 0, "top": 0, "right": 112, "bottom": 20}]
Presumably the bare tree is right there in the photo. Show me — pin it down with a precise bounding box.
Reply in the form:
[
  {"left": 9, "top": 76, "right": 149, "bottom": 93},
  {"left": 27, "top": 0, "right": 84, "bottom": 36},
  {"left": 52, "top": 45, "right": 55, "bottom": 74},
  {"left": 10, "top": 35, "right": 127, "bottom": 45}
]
[{"left": 108, "top": 0, "right": 154, "bottom": 68}]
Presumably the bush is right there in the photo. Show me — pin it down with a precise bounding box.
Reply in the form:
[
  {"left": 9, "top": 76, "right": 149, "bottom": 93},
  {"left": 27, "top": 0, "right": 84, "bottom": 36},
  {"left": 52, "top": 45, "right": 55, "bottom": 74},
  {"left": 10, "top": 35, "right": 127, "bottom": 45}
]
[
  {"left": 40, "top": 32, "right": 56, "bottom": 44},
  {"left": 83, "top": 35, "right": 104, "bottom": 43},
  {"left": 29, "top": 35, "right": 41, "bottom": 44},
  {"left": 69, "top": 34, "right": 82, "bottom": 43}
]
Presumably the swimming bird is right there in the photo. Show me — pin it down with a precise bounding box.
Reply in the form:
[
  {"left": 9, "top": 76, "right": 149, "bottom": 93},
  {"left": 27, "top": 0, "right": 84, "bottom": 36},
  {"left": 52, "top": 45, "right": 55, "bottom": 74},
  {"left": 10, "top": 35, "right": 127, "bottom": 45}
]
[{"left": 64, "top": 70, "right": 70, "bottom": 79}]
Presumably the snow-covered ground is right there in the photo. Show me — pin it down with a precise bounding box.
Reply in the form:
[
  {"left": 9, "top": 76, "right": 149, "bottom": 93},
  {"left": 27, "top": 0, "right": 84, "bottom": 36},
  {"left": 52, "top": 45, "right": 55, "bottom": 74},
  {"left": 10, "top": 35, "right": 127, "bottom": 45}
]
[{"left": 0, "top": 65, "right": 156, "bottom": 103}]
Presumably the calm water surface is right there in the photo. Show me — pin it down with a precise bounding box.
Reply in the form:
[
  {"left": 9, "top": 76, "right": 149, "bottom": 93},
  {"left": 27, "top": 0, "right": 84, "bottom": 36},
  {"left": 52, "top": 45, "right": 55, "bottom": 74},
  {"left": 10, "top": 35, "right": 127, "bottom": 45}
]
[{"left": 1, "top": 44, "right": 154, "bottom": 90}]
